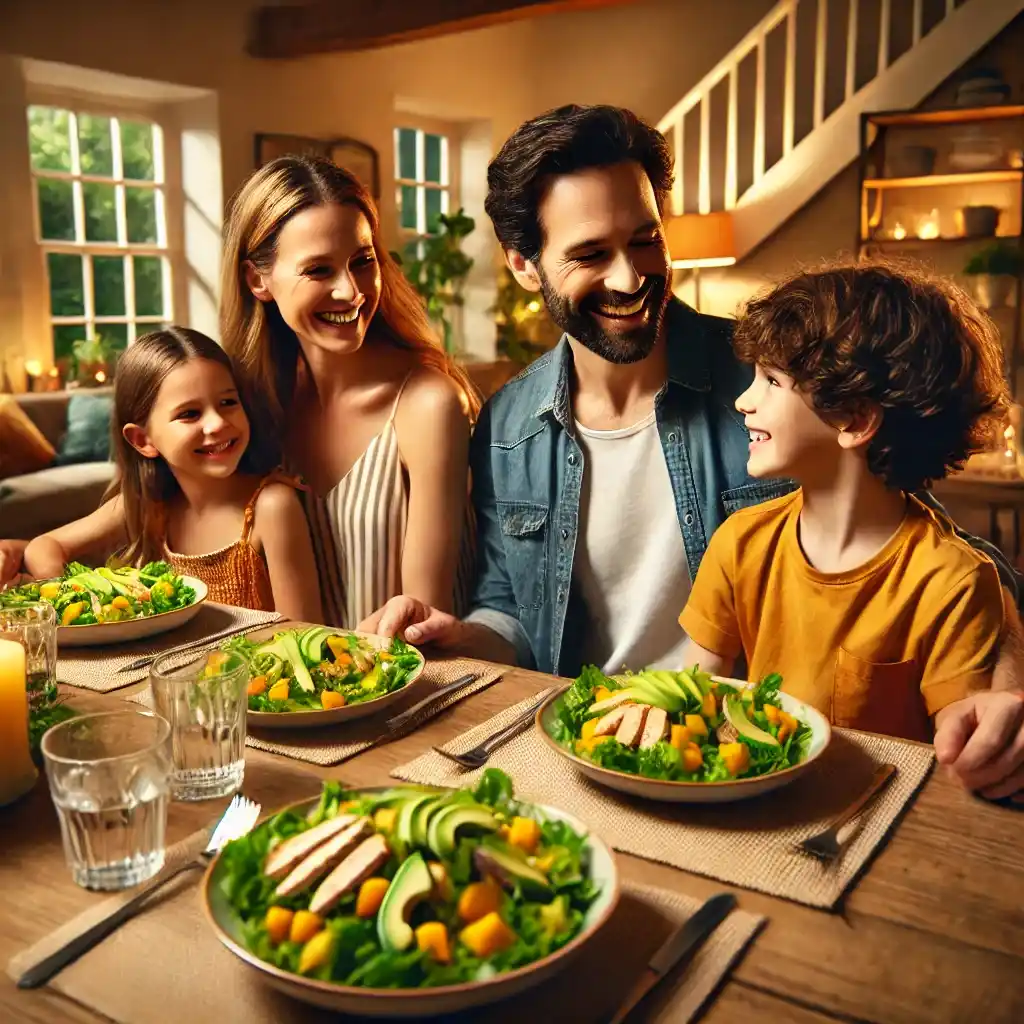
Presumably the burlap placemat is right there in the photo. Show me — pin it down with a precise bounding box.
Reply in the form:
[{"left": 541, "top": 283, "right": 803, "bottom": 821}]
[
  {"left": 391, "top": 696, "right": 936, "bottom": 909},
  {"left": 57, "top": 604, "right": 281, "bottom": 691},
  {"left": 129, "top": 657, "right": 504, "bottom": 766},
  {"left": 8, "top": 825, "right": 763, "bottom": 1024}
]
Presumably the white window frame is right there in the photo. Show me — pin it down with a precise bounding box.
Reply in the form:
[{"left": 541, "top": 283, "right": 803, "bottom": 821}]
[
  {"left": 394, "top": 119, "right": 461, "bottom": 247},
  {"left": 25, "top": 89, "right": 182, "bottom": 363}
]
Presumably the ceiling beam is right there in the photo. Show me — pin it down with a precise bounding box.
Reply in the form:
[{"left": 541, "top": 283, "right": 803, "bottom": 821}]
[{"left": 248, "top": 0, "right": 638, "bottom": 59}]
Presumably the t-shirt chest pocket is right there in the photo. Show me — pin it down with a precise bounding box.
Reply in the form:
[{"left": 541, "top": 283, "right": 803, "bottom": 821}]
[
  {"left": 833, "top": 648, "right": 923, "bottom": 737},
  {"left": 498, "top": 501, "right": 548, "bottom": 611}
]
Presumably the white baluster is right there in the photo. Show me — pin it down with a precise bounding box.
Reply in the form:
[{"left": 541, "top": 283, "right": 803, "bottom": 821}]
[
  {"left": 726, "top": 66, "right": 739, "bottom": 209},
  {"left": 878, "top": 0, "right": 891, "bottom": 75},
  {"left": 754, "top": 33, "right": 766, "bottom": 183},
  {"left": 814, "top": 0, "right": 828, "bottom": 128},
  {"left": 845, "top": 0, "right": 859, "bottom": 101},
  {"left": 784, "top": 5, "right": 797, "bottom": 156}
]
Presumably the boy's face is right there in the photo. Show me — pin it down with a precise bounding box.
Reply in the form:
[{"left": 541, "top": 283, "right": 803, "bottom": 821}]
[{"left": 735, "top": 364, "right": 842, "bottom": 480}]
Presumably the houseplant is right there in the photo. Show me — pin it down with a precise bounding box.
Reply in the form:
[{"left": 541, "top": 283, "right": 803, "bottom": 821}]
[
  {"left": 964, "top": 241, "right": 1023, "bottom": 308},
  {"left": 490, "top": 265, "right": 561, "bottom": 366},
  {"left": 70, "top": 335, "right": 118, "bottom": 386},
  {"left": 394, "top": 209, "right": 475, "bottom": 353}
]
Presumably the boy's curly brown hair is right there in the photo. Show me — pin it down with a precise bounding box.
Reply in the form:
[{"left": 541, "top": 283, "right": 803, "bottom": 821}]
[{"left": 732, "top": 258, "right": 1010, "bottom": 492}]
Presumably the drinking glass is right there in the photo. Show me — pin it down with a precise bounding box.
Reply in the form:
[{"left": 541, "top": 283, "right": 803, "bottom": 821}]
[
  {"left": 41, "top": 710, "right": 171, "bottom": 890},
  {"left": 0, "top": 602, "right": 57, "bottom": 696},
  {"left": 149, "top": 649, "right": 249, "bottom": 801}
]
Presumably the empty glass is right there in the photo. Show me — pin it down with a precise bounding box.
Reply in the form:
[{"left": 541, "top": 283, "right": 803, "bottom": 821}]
[
  {"left": 149, "top": 649, "right": 249, "bottom": 802},
  {"left": 0, "top": 602, "right": 57, "bottom": 695},
  {"left": 42, "top": 710, "right": 171, "bottom": 890}
]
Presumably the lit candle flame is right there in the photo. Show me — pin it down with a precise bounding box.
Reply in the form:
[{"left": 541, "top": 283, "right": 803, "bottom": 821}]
[
  {"left": 892, "top": 222, "right": 907, "bottom": 241},
  {"left": 94, "top": 370, "right": 107, "bottom": 383}
]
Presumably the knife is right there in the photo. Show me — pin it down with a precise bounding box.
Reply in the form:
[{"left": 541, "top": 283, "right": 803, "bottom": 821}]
[
  {"left": 376, "top": 672, "right": 482, "bottom": 738},
  {"left": 608, "top": 892, "right": 737, "bottom": 1024}
]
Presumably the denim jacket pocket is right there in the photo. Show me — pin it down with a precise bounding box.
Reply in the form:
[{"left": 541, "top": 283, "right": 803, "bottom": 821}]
[
  {"left": 721, "top": 479, "right": 797, "bottom": 517},
  {"left": 833, "top": 648, "right": 920, "bottom": 734},
  {"left": 498, "top": 500, "right": 548, "bottom": 612}
]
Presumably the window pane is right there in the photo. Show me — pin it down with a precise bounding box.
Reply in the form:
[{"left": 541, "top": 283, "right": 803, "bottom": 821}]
[
  {"left": 425, "top": 134, "right": 444, "bottom": 184},
  {"left": 47, "top": 253, "right": 84, "bottom": 316},
  {"left": 400, "top": 184, "right": 418, "bottom": 230},
  {"left": 397, "top": 128, "right": 417, "bottom": 180},
  {"left": 133, "top": 321, "right": 164, "bottom": 341},
  {"left": 77, "top": 114, "right": 114, "bottom": 176},
  {"left": 126, "top": 187, "right": 157, "bottom": 243},
  {"left": 97, "top": 323, "right": 128, "bottom": 353},
  {"left": 93, "top": 255, "right": 126, "bottom": 316},
  {"left": 83, "top": 182, "right": 117, "bottom": 242},
  {"left": 426, "top": 188, "right": 443, "bottom": 234},
  {"left": 28, "top": 106, "right": 71, "bottom": 172},
  {"left": 121, "top": 121, "right": 155, "bottom": 180},
  {"left": 133, "top": 256, "right": 164, "bottom": 316},
  {"left": 37, "top": 178, "right": 75, "bottom": 240},
  {"left": 53, "top": 324, "right": 86, "bottom": 361}
]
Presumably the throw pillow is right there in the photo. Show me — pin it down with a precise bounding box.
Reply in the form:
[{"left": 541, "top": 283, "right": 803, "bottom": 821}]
[
  {"left": 0, "top": 395, "right": 57, "bottom": 480},
  {"left": 55, "top": 393, "right": 114, "bottom": 466}
]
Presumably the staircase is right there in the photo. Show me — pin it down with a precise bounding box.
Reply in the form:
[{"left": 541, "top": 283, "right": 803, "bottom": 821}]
[{"left": 657, "top": 0, "right": 1024, "bottom": 259}]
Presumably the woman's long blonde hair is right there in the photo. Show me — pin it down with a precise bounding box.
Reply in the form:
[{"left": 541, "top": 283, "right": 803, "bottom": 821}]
[
  {"left": 103, "top": 327, "right": 261, "bottom": 566},
  {"left": 220, "top": 155, "right": 481, "bottom": 447}
]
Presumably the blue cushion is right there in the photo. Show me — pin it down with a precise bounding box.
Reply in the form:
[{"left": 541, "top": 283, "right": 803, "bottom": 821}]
[{"left": 56, "top": 393, "right": 113, "bottom": 465}]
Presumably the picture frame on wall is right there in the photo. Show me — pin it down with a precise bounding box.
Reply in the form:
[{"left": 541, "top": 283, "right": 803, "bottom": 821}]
[{"left": 254, "top": 133, "right": 380, "bottom": 197}]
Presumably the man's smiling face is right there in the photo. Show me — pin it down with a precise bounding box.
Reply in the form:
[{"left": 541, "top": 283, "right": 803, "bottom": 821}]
[{"left": 528, "top": 161, "right": 671, "bottom": 364}]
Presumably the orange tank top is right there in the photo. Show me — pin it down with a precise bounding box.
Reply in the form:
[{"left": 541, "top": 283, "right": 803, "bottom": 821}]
[{"left": 161, "top": 473, "right": 300, "bottom": 612}]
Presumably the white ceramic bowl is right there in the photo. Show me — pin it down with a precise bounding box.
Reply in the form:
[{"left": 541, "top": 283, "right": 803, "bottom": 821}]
[
  {"left": 57, "top": 576, "right": 207, "bottom": 648},
  {"left": 246, "top": 631, "right": 425, "bottom": 730},
  {"left": 536, "top": 680, "right": 831, "bottom": 804},
  {"left": 202, "top": 790, "right": 620, "bottom": 1017}
]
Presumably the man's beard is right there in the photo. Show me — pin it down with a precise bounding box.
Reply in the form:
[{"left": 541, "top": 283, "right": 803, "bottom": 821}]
[{"left": 537, "top": 269, "right": 669, "bottom": 365}]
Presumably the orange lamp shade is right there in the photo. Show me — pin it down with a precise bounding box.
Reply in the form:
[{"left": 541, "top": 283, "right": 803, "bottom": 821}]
[{"left": 664, "top": 212, "right": 736, "bottom": 268}]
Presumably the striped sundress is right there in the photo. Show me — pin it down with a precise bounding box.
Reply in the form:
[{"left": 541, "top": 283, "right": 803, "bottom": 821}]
[{"left": 299, "top": 373, "right": 476, "bottom": 629}]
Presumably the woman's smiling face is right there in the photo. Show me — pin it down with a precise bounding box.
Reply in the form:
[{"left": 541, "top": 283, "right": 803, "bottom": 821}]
[{"left": 247, "top": 202, "right": 383, "bottom": 357}]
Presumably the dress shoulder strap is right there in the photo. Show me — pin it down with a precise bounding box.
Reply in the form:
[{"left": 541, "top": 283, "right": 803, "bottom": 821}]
[
  {"left": 386, "top": 371, "right": 416, "bottom": 426},
  {"left": 240, "top": 470, "right": 306, "bottom": 543}
]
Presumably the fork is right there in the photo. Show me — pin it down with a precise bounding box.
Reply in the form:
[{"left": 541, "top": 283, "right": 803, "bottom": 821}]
[
  {"left": 433, "top": 687, "right": 557, "bottom": 770},
  {"left": 796, "top": 762, "right": 897, "bottom": 863},
  {"left": 18, "top": 793, "right": 262, "bottom": 989},
  {"left": 118, "top": 621, "right": 268, "bottom": 673}
]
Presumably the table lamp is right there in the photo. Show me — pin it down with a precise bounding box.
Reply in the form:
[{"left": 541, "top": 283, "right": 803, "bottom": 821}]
[
  {"left": 664, "top": 211, "right": 736, "bottom": 312},
  {"left": 0, "top": 637, "right": 39, "bottom": 806}
]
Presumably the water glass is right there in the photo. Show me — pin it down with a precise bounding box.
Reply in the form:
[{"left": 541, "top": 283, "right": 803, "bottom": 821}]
[
  {"left": 0, "top": 602, "right": 57, "bottom": 696},
  {"left": 149, "top": 649, "right": 249, "bottom": 802},
  {"left": 41, "top": 710, "right": 171, "bottom": 891}
]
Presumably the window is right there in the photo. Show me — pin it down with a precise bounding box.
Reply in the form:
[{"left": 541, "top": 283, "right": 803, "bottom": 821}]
[
  {"left": 394, "top": 126, "right": 451, "bottom": 246},
  {"left": 27, "top": 104, "right": 172, "bottom": 363}
]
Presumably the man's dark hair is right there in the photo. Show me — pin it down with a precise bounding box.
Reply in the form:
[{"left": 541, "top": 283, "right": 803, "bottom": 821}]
[
  {"left": 733, "top": 259, "right": 1010, "bottom": 492},
  {"left": 484, "top": 104, "right": 674, "bottom": 262}
]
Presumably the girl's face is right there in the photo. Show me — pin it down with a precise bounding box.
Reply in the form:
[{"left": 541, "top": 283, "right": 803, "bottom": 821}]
[
  {"left": 124, "top": 358, "right": 250, "bottom": 481},
  {"left": 246, "top": 202, "right": 383, "bottom": 358}
]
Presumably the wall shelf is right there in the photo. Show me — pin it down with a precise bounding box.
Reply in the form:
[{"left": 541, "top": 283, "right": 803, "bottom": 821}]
[
  {"left": 863, "top": 170, "right": 1023, "bottom": 190},
  {"left": 868, "top": 105, "right": 1024, "bottom": 128}
]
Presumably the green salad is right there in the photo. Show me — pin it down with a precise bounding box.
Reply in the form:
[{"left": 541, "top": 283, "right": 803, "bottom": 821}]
[
  {"left": 0, "top": 561, "right": 196, "bottom": 625},
  {"left": 220, "top": 626, "right": 423, "bottom": 713},
  {"left": 551, "top": 665, "right": 813, "bottom": 782},
  {"left": 216, "top": 771, "right": 600, "bottom": 988}
]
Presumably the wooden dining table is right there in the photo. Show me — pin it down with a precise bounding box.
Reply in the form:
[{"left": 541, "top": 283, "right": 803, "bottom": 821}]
[{"left": 3, "top": 658, "right": 1024, "bottom": 1024}]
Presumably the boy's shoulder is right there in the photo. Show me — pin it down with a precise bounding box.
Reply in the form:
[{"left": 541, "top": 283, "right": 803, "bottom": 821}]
[{"left": 721, "top": 487, "right": 801, "bottom": 532}]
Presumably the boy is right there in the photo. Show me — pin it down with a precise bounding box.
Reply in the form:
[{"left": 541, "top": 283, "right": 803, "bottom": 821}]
[{"left": 677, "top": 260, "right": 1010, "bottom": 741}]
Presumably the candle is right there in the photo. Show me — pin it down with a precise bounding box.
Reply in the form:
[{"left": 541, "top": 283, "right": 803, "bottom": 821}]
[{"left": 0, "top": 638, "right": 38, "bottom": 806}]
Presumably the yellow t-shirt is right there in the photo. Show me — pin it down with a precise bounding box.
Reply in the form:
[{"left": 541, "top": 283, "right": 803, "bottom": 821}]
[{"left": 678, "top": 490, "right": 1004, "bottom": 741}]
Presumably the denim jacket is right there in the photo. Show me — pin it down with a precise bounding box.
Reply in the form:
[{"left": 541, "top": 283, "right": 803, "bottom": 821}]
[{"left": 465, "top": 298, "right": 1019, "bottom": 676}]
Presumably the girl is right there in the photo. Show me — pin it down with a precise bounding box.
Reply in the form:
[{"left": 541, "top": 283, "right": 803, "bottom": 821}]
[
  {"left": 220, "top": 154, "right": 479, "bottom": 629},
  {"left": 22, "top": 327, "right": 322, "bottom": 621}
]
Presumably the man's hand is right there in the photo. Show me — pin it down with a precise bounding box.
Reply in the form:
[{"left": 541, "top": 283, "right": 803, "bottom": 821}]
[
  {"left": 934, "top": 689, "right": 1024, "bottom": 802},
  {"left": 0, "top": 539, "right": 29, "bottom": 586},
  {"left": 358, "top": 596, "right": 462, "bottom": 647}
]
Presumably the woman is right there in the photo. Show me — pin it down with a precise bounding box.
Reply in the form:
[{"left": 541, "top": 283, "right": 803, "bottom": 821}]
[{"left": 219, "top": 155, "right": 479, "bottom": 628}]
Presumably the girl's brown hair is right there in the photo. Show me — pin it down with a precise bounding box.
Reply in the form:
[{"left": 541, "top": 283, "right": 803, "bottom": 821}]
[
  {"left": 220, "top": 155, "right": 481, "bottom": 445},
  {"left": 103, "top": 326, "right": 256, "bottom": 565}
]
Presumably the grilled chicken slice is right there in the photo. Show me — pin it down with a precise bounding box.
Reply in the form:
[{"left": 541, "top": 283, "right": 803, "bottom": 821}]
[
  {"left": 273, "top": 818, "right": 372, "bottom": 898},
  {"left": 264, "top": 813, "right": 361, "bottom": 880},
  {"left": 309, "top": 833, "right": 391, "bottom": 915},
  {"left": 716, "top": 720, "right": 739, "bottom": 744},
  {"left": 638, "top": 707, "right": 669, "bottom": 749},
  {"left": 615, "top": 704, "right": 650, "bottom": 748},
  {"left": 593, "top": 707, "right": 628, "bottom": 737}
]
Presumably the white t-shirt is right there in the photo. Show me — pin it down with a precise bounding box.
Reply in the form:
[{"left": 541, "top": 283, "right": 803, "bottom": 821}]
[{"left": 574, "top": 409, "right": 692, "bottom": 675}]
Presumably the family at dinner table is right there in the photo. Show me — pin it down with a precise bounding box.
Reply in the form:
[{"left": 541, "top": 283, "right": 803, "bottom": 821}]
[{"left": 3, "top": 103, "right": 1024, "bottom": 805}]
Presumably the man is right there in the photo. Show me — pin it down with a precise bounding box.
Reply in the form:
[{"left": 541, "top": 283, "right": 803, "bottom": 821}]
[{"left": 364, "top": 104, "right": 1024, "bottom": 799}]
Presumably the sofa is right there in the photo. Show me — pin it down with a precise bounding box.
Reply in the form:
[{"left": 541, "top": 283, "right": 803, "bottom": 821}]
[{"left": 0, "top": 390, "right": 116, "bottom": 540}]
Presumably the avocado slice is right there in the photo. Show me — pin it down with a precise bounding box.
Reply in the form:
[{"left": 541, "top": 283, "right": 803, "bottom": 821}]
[
  {"left": 377, "top": 851, "right": 434, "bottom": 952},
  {"left": 723, "top": 694, "right": 779, "bottom": 747},
  {"left": 474, "top": 845, "right": 551, "bottom": 899},
  {"left": 590, "top": 684, "right": 680, "bottom": 716},
  {"left": 427, "top": 803, "right": 498, "bottom": 858},
  {"left": 395, "top": 793, "right": 437, "bottom": 850},
  {"left": 411, "top": 797, "right": 448, "bottom": 850},
  {"left": 257, "top": 632, "right": 315, "bottom": 693},
  {"left": 298, "top": 626, "right": 334, "bottom": 662},
  {"left": 638, "top": 672, "right": 687, "bottom": 709},
  {"left": 670, "top": 670, "right": 705, "bottom": 707}
]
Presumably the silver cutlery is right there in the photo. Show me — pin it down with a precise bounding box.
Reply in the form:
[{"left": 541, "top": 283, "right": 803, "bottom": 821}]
[
  {"left": 432, "top": 687, "right": 556, "bottom": 769},
  {"left": 118, "top": 621, "right": 265, "bottom": 673},
  {"left": 609, "top": 892, "right": 737, "bottom": 1023},
  {"left": 18, "top": 793, "right": 261, "bottom": 989},
  {"left": 796, "top": 762, "right": 897, "bottom": 862},
  {"left": 377, "top": 672, "right": 481, "bottom": 738}
]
